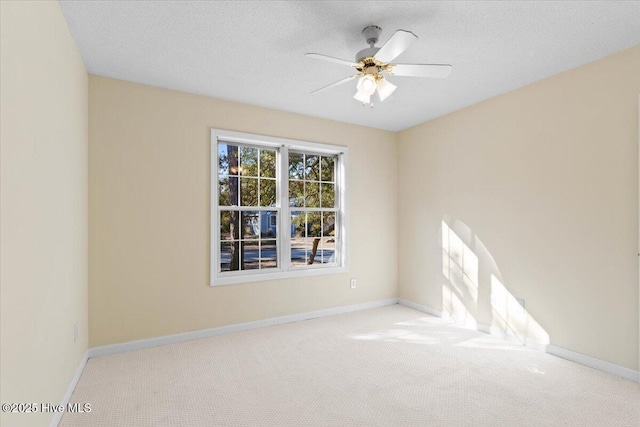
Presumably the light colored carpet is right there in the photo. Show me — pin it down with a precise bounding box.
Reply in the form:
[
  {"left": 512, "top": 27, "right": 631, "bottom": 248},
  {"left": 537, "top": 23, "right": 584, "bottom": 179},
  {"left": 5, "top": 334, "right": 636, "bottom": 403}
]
[{"left": 60, "top": 305, "right": 639, "bottom": 427}]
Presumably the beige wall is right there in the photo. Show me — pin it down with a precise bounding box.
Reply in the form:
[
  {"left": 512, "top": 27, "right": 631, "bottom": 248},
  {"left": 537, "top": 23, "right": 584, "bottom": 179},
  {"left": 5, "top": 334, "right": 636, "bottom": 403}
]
[
  {"left": 0, "top": 2, "right": 88, "bottom": 427},
  {"left": 398, "top": 45, "right": 640, "bottom": 370},
  {"left": 88, "top": 76, "right": 398, "bottom": 347}
]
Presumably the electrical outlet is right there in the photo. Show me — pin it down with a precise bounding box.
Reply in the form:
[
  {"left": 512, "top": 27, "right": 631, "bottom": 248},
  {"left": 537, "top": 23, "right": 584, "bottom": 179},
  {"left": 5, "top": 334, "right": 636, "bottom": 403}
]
[
  {"left": 74, "top": 323, "right": 79, "bottom": 343},
  {"left": 350, "top": 278, "right": 357, "bottom": 289}
]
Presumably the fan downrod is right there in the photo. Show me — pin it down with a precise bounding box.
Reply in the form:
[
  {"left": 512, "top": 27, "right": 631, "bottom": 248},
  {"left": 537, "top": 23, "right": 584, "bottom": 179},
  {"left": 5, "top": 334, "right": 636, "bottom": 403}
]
[{"left": 357, "top": 25, "right": 382, "bottom": 63}]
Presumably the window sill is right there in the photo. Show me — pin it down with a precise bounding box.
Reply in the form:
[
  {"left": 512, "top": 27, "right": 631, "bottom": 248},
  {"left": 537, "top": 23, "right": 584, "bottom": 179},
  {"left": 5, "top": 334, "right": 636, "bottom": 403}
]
[{"left": 210, "top": 266, "right": 349, "bottom": 287}]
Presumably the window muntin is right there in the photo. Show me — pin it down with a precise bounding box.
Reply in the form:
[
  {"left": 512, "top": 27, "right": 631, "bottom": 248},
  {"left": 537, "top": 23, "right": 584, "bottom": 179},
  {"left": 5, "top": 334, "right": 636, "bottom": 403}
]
[{"left": 211, "top": 130, "right": 347, "bottom": 286}]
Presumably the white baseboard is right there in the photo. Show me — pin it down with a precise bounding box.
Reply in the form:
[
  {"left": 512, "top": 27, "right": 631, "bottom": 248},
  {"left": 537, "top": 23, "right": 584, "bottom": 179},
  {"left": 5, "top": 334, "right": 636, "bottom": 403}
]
[
  {"left": 49, "top": 351, "right": 89, "bottom": 427},
  {"left": 397, "top": 298, "right": 444, "bottom": 318},
  {"left": 88, "top": 298, "right": 399, "bottom": 358},
  {"left": 397, "top": 298, "right": 640, "bottom": 383},
  {"left": 546, "top": 344, "right": 640, "bottom": 382}
]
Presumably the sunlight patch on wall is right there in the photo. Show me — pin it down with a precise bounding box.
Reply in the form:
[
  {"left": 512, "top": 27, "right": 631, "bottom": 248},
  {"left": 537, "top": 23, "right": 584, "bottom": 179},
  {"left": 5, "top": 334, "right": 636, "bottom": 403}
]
[
  {"left": 441, "top": 218, "right": 549, "bottom": 347},
  {"left": 491, "top": 275, "right": 549, "bottom": 345},
  {"left": 442, "top": 221, "right": 478, "bottom": 326}
]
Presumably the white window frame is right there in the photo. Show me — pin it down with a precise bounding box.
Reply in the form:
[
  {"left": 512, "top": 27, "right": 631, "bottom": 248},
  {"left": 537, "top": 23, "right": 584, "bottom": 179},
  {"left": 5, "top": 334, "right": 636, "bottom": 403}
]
[{"left": 210, "top": 129, "right": 348, "bottom": 286}]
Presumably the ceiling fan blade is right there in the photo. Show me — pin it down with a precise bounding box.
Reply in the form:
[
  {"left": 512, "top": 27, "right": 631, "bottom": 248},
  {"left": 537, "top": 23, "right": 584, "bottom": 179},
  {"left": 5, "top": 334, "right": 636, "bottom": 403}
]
[
  {"left": 310, "top": 75, "right": 357, "bottom": 95},
  {"left": 390, "top": 63, "right": 453, "bottom": 78},
  {"left": 305, "top": 53, "right": 359, "bottom": 68},
  {"left": 373, "top": 30, "right": 417, "bottom": 63}
]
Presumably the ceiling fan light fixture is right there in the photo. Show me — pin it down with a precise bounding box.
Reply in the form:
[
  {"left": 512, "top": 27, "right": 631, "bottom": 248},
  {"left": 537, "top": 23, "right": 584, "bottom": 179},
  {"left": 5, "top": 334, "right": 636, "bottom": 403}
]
[
  {"left": 356, "top": 74, "right": 377, "bottom": 96},
  {"left": 306, "top": 25, "right": 453, "bottom": 108},
  {"left": 376, "top": 77, "right": 397, "bottom": 102},
  {"left": 353, "top": 91, "right": 371, "bottom": 105}
]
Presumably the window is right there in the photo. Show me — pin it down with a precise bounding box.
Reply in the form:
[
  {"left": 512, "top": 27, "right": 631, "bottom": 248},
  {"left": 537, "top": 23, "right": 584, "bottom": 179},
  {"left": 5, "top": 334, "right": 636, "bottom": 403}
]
[{"left": 211, "top": 129, "right": 348, "bottom": 286}]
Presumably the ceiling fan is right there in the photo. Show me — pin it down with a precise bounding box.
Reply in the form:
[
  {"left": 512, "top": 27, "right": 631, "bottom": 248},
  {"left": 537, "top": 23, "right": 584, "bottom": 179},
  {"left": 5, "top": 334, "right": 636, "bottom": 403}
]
[{"left": 306, "top": 25, "right": 452, "bottom": 106}]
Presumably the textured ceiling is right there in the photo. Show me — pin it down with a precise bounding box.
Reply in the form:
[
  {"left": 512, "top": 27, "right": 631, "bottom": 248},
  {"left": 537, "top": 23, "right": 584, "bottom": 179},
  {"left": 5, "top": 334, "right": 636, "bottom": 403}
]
[{"left": 59, "top": 1, "right": 640, "bottom": 132}]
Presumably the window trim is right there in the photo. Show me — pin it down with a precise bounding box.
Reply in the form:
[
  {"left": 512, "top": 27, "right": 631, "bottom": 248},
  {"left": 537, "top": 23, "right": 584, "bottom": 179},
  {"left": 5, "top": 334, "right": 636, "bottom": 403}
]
[{"left": 210, "top": 129, "right": 348, "bottom": 286}]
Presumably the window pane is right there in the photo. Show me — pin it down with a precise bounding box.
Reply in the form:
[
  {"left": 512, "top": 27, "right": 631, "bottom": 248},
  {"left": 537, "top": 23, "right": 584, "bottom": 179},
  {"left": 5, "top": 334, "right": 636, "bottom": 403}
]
[
  {"left": 321, "top": 156, "right": 335, "bottom": 182},
  {"left": 291, "top": 211, "right": 305, "bottom": 237},
  {"left": 260, "top": 239, "right": 277, "bottom": 269},
  {"left": 289, "top": 152, "right": 304, "bottom": 180},
  {"left": 307, "top": 211, "right": 322, "bottom": 263},
  {"left": 262, "top": 211, "right": 277, "bottom": 238},
  {"left": 260, "top": 149, "right": 276, "bottom": 178},
  {"left": 221, "top": 144, "right": 239, "bottom": 176},
  {"left": 220, "top": 241, "right": 240, "bottom": 272},
  {"left": 320, "top": 237, "right": 336, "bottom": 264},
  {"left": 305, "top": 182, "right": 320, "bottom": 208},
  {"left": 218, "top": 143, "right": 230, "bottom": 175},
  {"left": 321, "top": 183, "right": 335, "bottom": 208},
  {"left": 228, "top": 177, "right": 240, "bottom": 206},
  {"left": 219, "top": 176, "right": 238, "bottom": 206},
  {"left": 220, "top": 210, "right": 239, "bottom": 240},
  {"left": 289, "top": 181, "right": 304, "bottom": 207},
  {"left": 307, "top": 211, "right": 322, "bottom": 238},
  {"left": 241, "top": 211, "right": 259, "bottom": 240},
  {"left": 218, "top": 176, "right": 229, "bottom": 205},
  {"left": 220, "top": 241, "right": 231, "bottom": 272},
  {"left": 306, "top": 212, "right": 323, "bottom": 265},
  {"left": 240, "top": 146, "right": 258, "bottom": 176},
  {"left": 240, "top": 177, "right": 258, "bottom": 206},
  {"left": 242, "top": 241, "right": 260, "bottom": 270},
  {"left": 299, "top": 238, "right": 317, "bottom": 265},
  {"left": 291, "top": 211, "right": 306, "bottom": 266},
  {"left": 305, "top": 154, "right": 320, "bottom": 181},
  {"left": 260, "top": 178, "right": 276, "bottom": 207},
  {"left": 322, "top": 212, "right": 336, "bottom": 264},
  {"left": 323, "top": 212, "right": 335, "bottom": 235}
]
